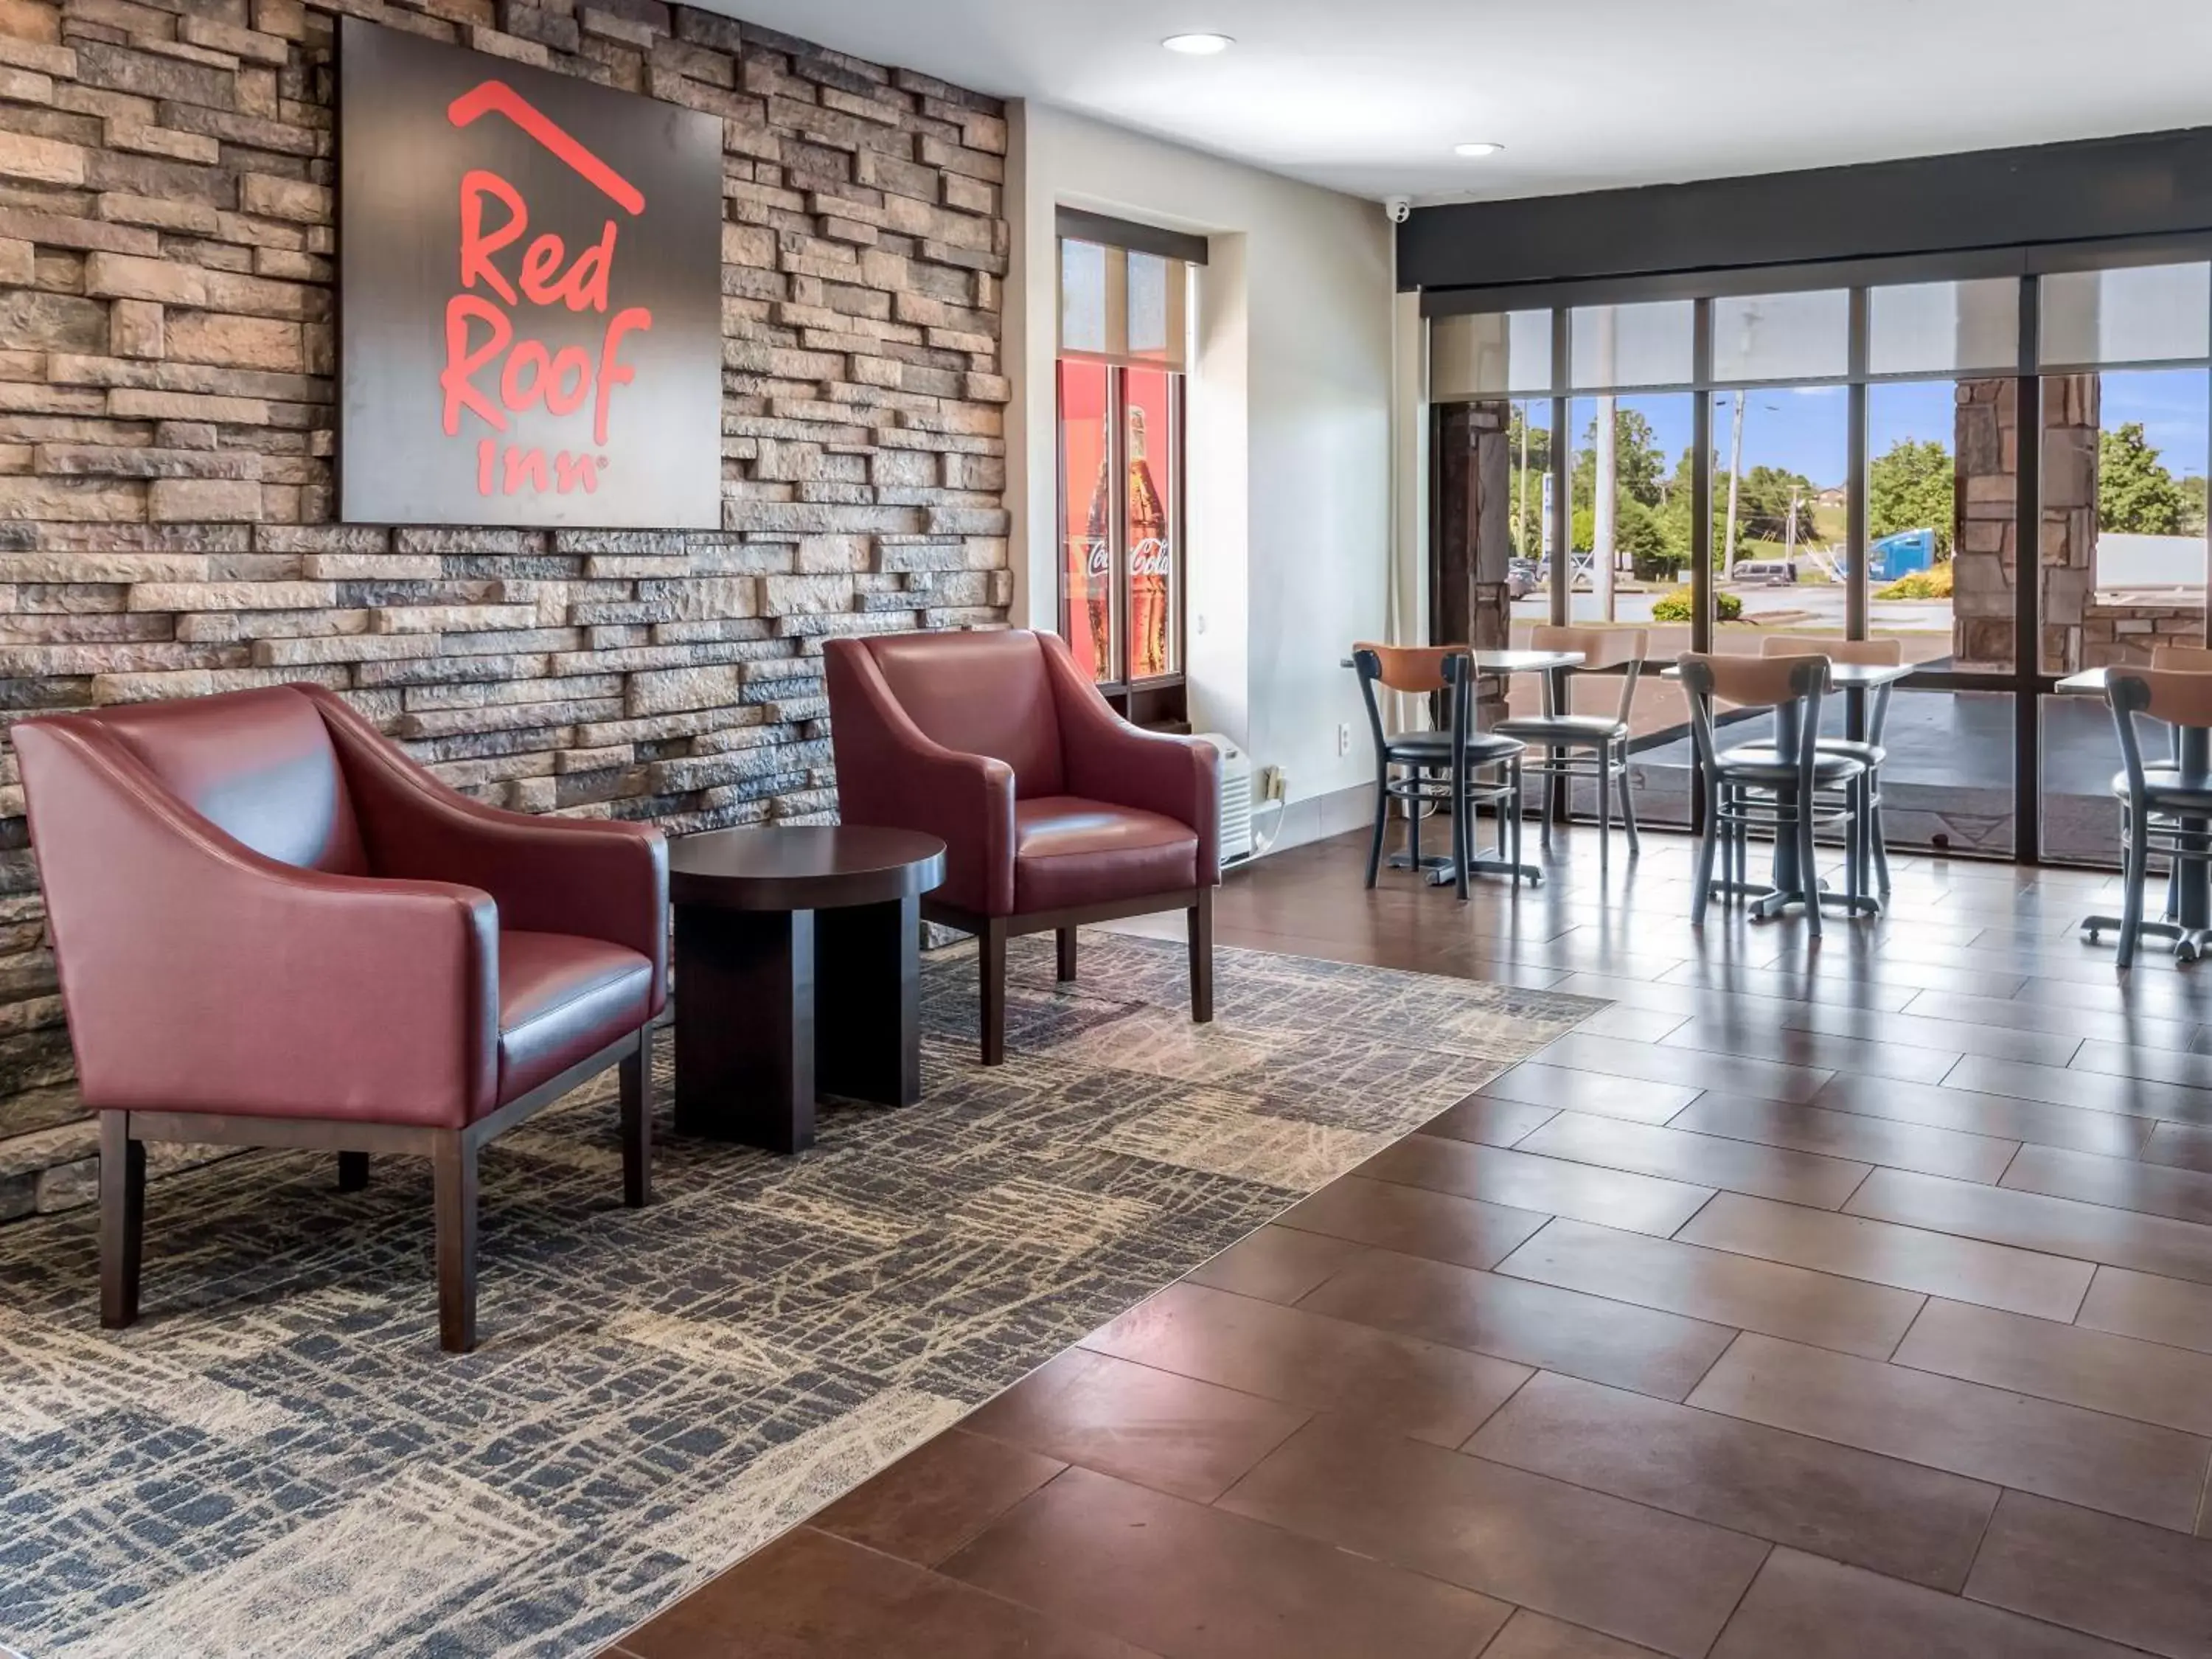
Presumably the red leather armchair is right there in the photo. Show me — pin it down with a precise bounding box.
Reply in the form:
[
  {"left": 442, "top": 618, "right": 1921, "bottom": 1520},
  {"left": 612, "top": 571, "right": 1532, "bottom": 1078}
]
[
  {"left": 15, "top": 684, "right": 668, "bottom": 1353},
  {"left": 827, "top": 630, "right": 1220, "bottom": 1063}
]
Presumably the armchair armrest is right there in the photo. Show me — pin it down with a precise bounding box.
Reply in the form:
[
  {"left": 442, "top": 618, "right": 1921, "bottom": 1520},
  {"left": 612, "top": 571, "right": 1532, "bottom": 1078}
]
[
  {"left": 15, "top": 717, "right": 500, "bottom": 1127},
  {"left": 825, "top": 639, "right": 1015, "bottom": 915},
  {"left": 1041, "top": 633, "right": 1221, "bottom": 886},
  {"left": 302, "top": 688, "right": 667, "bottom": 1012}
]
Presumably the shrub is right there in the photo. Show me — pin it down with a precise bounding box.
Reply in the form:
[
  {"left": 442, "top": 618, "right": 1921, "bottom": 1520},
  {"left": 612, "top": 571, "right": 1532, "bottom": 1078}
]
[
  {"left": 1878, "top": 561, "right": 1955, "bottom": 600},
  {"left": 1652, "top": 586, "right": 1742, "bottom": 622}
]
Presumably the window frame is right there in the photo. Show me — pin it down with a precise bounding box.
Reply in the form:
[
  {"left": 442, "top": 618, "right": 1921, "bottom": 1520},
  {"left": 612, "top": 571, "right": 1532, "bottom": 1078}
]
[{"left": 1424, "top": 230, "right": 2212, "bottom": 867}]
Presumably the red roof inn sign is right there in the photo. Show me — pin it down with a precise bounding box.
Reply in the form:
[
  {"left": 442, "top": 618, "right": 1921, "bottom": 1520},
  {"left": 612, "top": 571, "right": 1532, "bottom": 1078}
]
[{"left": 338, "top": 19, "right": 722, "bottom": 528}]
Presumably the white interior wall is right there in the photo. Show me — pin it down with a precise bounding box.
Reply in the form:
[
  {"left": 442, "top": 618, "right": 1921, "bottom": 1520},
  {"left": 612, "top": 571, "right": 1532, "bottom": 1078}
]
[{"left": 1006, "top": 102, "right": 1396, "bottom": 818}]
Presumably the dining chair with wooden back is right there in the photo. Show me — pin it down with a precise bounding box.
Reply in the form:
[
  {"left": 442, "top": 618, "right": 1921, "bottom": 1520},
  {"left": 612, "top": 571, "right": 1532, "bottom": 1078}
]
[
  {"left": 1677, "top": 652, "right": 1868, "bottom": 939},
  {"left": 1495, "top": 625, "right": 1647, "bottom": 871},
  {"left": 1352, "top": 644, "right": 1526, "bottom": 897},
  {"left": 1728, "top": 635, "right": 1905, "bottom": 899}
]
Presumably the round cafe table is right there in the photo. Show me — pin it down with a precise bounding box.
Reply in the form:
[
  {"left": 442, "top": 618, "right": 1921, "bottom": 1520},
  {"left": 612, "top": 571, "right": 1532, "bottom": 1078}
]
[{"left": 667, "top": 825, "right": 946, "bottom": 1154}]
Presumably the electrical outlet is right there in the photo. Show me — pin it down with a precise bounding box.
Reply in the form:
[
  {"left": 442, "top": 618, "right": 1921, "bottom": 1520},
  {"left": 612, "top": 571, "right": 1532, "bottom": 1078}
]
[{"left": 1335, "top": 722, "right": 1352, "bottom": 757}]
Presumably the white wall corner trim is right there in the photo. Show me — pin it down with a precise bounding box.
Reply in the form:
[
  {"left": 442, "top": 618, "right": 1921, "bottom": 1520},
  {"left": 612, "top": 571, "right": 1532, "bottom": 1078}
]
[{"left": 1005, "top": 100, "right": 1396, "bottom": 810}]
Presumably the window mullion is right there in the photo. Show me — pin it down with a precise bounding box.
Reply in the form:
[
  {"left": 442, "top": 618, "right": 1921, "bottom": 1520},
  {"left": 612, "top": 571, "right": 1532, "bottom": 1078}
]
[{"left": 1111, "top": 366, "right": 1130, "bottom": 687}]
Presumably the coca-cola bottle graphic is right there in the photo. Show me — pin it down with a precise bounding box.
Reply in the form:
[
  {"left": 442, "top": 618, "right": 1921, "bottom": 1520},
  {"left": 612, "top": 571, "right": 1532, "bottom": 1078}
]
[
  {"left": 1079, "top": 445, "right": 1113, "bottom": 678},
  {"left": 1126, "top": 406, "right": 1170, "bottom": 678}
]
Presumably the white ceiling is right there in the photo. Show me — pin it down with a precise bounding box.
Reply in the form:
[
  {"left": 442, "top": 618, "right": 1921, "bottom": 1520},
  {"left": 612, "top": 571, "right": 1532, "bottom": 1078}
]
[{"left": 703, "top": 0, "right": 2212, "bottom": 206}]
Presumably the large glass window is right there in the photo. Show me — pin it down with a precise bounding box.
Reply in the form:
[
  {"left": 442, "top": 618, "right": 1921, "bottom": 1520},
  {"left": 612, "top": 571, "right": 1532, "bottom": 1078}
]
[
  {"left": 1868, "top": 279, "right": 2020, "bottom": 377},
  {"left": 1056, "top": 234, "right": 1192, "bottom": 692},
  {"left": 1571, "top": 301, "right": 1694, "bottom": 390},
  {"left": 1711, "top": 290, "right": 1848, "bottom": 383},
  {"left": 1711, "top": 384, "right": 1848, "bottom": 640},
  {"left": 1863, "top": 373, "right": 2019, "bottom": 855},
  {"left": 1568, "top": 393, "right": 1696, "bottom": 625},
  {"left": 1433, "top": 247, "right": 2212, "bottom": 872},
  {"left": 1552, "top": 392, "right": 1696, "bottom": 825},
  {"left": 1433, "top": 309, "right": 1553, "bottom": 400},
  {"left": 2042, "top": 262, "right": 2212, "bottom": 368}
]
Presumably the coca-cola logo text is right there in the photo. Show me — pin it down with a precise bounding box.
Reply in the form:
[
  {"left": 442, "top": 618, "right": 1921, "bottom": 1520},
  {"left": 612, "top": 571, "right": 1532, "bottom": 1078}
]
[{"left": 1071, "top": 537, "right": 1172, "bottom": 579}]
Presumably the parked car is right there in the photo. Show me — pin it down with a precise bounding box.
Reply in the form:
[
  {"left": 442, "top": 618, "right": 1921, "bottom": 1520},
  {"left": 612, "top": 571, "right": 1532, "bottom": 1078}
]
[
  {"left": 1506, "top": 557, "right": 1538, "bottom": 599},
  {"left": 1536, "top": 554, "right": 1596, "bottom": 591},
  {"left": 1730, "top": 558, "right": 1798, "bottom": 585}
]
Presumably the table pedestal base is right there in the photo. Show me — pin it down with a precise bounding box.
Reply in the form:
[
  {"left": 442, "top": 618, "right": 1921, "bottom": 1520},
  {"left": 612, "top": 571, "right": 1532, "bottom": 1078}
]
[
  {"left": 1706, "top": 877, "right": 1882, "bottom": 919},
  {"left": 1388, "top": 850, "right": 1456, "bottom": 877},
  {"left": 2080, "top": 914, "right": 2212, "bottom": 963},
  {"left": 672, "top": 892, "right": 922, "bottom": 1154},
  {"left": 1420, "top": 855, "right": 1545, "bottom": 888}
]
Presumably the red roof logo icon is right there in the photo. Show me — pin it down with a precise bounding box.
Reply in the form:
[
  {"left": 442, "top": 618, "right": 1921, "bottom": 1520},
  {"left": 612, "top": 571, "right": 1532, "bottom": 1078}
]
[{"left": 447, "top": 80, "right": 644, "bottom": 216}]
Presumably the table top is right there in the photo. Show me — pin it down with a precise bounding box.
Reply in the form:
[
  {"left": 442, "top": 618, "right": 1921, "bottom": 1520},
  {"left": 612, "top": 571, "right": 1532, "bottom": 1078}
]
[
  {"left": 2056, "top": 668, "right": 2109, "bottom": 695},
  {"left": 1466, "top": 649, "right": 1585, "bottom": 673},
  {"left": 669, "top": 825, "right": 947, "bottom": 912},
  {"left": 1660, "top": 659, "right": 1916, "bottom": 689},
  {"left": 1340, "top": 649, "right": 1583, "bottom": 673}
]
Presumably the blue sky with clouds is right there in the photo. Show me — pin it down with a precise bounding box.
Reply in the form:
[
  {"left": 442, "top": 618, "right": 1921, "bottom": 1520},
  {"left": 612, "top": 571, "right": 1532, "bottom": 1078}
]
[{"left": 1541, "top": 372, "right": 2209, "bottom": 490}]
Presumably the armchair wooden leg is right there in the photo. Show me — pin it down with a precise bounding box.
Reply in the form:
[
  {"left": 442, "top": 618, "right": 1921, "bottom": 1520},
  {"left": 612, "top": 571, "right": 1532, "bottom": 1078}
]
[
  {"left": 1056, "top": 927, "right": 1078, "bottom": 984},
  {"left": 99, "top": 1111, "right": 143, "bottom": 1332},
  {"left": 336, "top": 1151, "right": 369, "bottom": 1192},
  {"left": 980, "top": 917, "right": 1008, "bottom": 1066},
  {"left": 433, "top": 1132, "right": 479, "bottom": 1354},
  {"left": 1189, "top": 886, "right": 1215, "bottom": 1025},
  {"left": 619, "top": 1027, "right": 652, "bottom": 1209}
]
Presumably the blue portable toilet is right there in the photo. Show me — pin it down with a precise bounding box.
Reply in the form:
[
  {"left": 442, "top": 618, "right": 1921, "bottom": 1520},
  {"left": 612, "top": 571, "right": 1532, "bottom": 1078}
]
[{"left": 1870, "top": 529, "right": 1936, "bottom": 580}]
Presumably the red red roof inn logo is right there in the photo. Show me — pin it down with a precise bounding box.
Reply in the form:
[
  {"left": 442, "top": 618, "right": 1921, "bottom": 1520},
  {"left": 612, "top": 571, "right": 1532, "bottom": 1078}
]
[
  {"left": 339, "top": 19, "right": 721, "bottom": 530},
  {"left": 442, "top": 81, "right": 648, "bottom": 502}
]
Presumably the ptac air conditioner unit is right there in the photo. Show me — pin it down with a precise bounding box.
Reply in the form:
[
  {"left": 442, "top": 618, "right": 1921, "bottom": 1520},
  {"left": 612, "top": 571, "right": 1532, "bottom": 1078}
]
[{"left": 1194, "top": 733, "right": 1254, "bottom": 866}]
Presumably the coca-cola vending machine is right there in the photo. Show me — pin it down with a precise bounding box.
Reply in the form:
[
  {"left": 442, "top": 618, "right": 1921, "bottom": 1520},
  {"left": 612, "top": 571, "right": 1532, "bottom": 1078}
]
[
  {"left": 1127, "top": 404, "right": 1172, "bottom": 680},
  {"left": 1056, "top": 355, "right": 1181, "bottom": 690}
]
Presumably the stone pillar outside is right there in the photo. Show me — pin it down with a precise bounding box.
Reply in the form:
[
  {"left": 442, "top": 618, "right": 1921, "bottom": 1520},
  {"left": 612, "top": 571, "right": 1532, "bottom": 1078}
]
[
  {"left": 2041, "top": 373, "right": 2100, "bottom": 675},
  {"left": 1947, "top": 373, "right": 2098, "bottom": 674},
  {"left": 1950, "top": 379, "right": 2016, "bottom": 672},
  {"left": 1436, "top": 400, "right": 1512, "bottom": 726}
]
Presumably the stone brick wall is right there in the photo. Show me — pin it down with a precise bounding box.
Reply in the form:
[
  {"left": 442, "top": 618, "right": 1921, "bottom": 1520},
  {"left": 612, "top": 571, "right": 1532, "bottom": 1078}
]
[
  {"left": 2082, "top": 595, "right": 2208, "bottom": 667},
  {"left": 0, "top": 0, "right": 1012, "bottom": 1220}
]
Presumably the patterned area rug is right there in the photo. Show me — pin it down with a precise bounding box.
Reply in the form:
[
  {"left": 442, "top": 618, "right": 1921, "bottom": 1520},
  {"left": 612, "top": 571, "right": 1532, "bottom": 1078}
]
[{"left": 0, "top": 933, "right": 1600, "bottom": 1659}]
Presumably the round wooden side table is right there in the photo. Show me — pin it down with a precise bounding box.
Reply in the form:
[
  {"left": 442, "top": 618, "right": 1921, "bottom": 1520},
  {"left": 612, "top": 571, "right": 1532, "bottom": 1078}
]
[{"left": 667, "top": 824, "right": 947, "bottom": 1153}]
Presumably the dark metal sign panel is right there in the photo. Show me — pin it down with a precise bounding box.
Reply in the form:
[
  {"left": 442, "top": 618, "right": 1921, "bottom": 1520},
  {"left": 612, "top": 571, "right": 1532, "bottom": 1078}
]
[{"left": 338, "top": 18, "right": 723, "bottom": 528}]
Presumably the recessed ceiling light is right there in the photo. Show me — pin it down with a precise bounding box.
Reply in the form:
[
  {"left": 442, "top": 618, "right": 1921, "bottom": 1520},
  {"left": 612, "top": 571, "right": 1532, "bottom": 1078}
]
[
  {"left": 1162, "top": 32, "right": 1233, "bottom": 55},
  {"left": 1453, "top": 142, "right": 1505, "bottom": 158}
]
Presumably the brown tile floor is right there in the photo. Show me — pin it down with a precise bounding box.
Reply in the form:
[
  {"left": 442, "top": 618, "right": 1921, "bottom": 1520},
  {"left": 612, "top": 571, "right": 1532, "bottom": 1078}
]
[{"left": 605, "top": 824, "right": 2212, "bottom": 1659}]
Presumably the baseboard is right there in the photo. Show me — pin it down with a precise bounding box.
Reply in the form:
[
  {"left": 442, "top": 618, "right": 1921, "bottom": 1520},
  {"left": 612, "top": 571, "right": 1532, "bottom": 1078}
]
[{"left": 1240, "top": 782, "right": 1371, "bottom": 863}]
